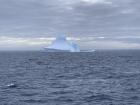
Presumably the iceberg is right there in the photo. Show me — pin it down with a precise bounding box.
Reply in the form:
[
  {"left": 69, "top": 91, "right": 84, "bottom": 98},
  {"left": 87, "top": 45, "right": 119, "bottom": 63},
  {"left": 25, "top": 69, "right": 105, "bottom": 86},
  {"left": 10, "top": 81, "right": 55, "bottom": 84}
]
[{"left": 44, "top": 36, "right": 80, "bottom": 52}]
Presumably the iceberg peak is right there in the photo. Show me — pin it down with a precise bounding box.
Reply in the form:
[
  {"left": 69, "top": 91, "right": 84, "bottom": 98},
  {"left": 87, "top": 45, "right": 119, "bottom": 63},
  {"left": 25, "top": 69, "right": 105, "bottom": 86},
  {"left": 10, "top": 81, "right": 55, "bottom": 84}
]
[{"left": 45, "top": 36, "right": 80, "bottom": 52}]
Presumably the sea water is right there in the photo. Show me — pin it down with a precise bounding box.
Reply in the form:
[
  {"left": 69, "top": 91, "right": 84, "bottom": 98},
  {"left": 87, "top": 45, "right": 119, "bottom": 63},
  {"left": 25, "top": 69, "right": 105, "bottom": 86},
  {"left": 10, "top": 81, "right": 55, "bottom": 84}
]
[{"left": 0, "top": 50, "right": 140, "bottom": 105}]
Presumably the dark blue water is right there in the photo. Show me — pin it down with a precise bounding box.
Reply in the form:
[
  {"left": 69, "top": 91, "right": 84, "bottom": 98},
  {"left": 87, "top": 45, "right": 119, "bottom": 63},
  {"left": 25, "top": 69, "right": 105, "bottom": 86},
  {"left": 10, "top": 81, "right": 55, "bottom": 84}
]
[{"left": 0, "top": 50, "right": 140, "bottom": 105}]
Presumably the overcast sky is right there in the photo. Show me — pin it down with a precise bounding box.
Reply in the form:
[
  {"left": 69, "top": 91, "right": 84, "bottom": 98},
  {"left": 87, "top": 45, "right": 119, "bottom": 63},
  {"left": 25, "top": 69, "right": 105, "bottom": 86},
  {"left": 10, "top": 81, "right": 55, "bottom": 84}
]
[{"left": 0, "top": 0, "right": 140, "bottom": 50}]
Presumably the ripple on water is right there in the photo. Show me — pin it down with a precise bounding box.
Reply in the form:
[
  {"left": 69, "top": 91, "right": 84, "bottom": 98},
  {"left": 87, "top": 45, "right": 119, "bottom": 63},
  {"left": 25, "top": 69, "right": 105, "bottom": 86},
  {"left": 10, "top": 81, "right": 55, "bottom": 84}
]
[
  {"left": 84, "top": 94, "right": 114, "bottom": 102},
  {"left": 20, "top": 99, "right": 48, "bottom": 104},
  {"left": 20, "top": 92, "right": 39, "bottom": 97}
]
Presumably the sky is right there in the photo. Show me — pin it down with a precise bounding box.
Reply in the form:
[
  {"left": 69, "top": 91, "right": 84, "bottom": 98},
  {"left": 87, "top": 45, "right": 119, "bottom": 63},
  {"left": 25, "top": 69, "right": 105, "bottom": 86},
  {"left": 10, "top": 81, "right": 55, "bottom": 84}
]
[{"left": 0, "top": 0, "right": 140, "bottom": 50}]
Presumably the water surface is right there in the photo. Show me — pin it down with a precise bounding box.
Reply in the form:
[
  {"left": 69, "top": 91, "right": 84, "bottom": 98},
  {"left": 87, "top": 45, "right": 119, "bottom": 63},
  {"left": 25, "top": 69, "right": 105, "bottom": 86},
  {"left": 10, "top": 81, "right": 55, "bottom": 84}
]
[{"left": 0, "top": 50, "right": 140, "bottom": 105}]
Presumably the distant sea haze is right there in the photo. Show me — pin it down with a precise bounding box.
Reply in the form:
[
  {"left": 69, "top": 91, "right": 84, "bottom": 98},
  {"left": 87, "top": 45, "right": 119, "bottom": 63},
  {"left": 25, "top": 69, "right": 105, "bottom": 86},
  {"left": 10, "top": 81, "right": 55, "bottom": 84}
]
[{"left": 0, "top": 50, "right": 140, "bottom": 105}]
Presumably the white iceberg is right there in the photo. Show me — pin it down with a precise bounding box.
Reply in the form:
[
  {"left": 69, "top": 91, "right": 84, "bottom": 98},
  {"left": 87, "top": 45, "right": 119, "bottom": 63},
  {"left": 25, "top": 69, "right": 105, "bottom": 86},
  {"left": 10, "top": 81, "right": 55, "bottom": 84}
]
[{"left": 44, "top": 36, "right": 80, "bottom": 52}]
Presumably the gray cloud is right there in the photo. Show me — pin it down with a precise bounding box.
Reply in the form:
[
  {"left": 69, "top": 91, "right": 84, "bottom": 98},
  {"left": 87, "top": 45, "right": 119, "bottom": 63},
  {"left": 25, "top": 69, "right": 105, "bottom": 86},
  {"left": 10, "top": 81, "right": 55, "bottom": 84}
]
[{"left": 0, "top": 0, "right": 139, "bottom": 36}]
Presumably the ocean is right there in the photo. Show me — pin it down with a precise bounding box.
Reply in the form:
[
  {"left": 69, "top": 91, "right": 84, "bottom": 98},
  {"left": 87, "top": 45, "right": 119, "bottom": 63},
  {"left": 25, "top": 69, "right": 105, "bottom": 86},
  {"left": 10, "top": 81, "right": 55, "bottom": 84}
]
[{"left": 0, "top": 50, "right": 140, "bottom": 105}]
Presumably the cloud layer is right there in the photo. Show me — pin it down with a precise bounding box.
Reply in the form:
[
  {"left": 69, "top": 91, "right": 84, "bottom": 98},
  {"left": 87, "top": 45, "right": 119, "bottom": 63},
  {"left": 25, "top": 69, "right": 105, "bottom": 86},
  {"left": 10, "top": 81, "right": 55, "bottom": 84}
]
[{"left": 0, "top": 36, "right": 140, "bottom": 51}]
